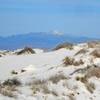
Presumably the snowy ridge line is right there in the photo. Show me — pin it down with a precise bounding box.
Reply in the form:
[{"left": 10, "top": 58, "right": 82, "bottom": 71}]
[{"left": 0, "top": 42, "right": 100, "bottom": 100}]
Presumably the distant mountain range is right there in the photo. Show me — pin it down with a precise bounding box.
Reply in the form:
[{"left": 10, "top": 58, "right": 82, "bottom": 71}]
[{"left": 0, "top": 32, "right": 99, "bottom": 50}]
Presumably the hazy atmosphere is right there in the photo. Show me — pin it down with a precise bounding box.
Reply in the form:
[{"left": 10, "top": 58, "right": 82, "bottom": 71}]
[
  {"left": 0, "top": 0, "right": 100, "bottom": 37},
  {"left": 0, "top": 1, "right": 100, "bottom": 100}
]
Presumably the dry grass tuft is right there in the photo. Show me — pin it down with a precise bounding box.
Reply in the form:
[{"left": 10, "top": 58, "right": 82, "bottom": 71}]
[
  {"left": 75, "top": 75, "right": 95, "bottom": 93},
  {"left": 31, "top": 81, "right": 59, "bottom": 96},
  {"left": 68, "top": 93, "right": 75, "bottom": 100},
  {"left": 75, "top": 49, "right": 88, "bottom": 56},
  {"left": 63, "top": 56, "right": 84, "bottom": 66},
  {"left": 0, "top": 78, "right": 21, "bottom": 98},
  {"left": 53, "top": 42, "right": 73, "bottom": 50},
  {"left": 85, "top": 82, "right": 95, "bottom": 93},
  {"left": 16, "top": 47, "right": 35, "bottom": 55},
  {"left": 32, "top": 83, "right": 50, "bottom": 94},
  {"left": 75, "top": 76, "right": 87, "bottom": 83},
  {"left": 49, "top": 74, "right": 67, "bottom": 84},
  {"left": 31, "top": 79, "right": 53, "bottom": 95},
  {"left": 63, "top": 57, "right": 75, "bottom": 66},
  {"left": 3, "top": 78, "right": 21, "bottom": 86},
  {"left": 0, "top": 85, "right": 17, "bottom": 97},
  {"left": 90, "top": 49, "right": 100, "bottom": 58},
  {"left": 11, "top": 70, "right": 18, "bottom": 75},
  {"left": 86, "top": 67, "right": 100, "bottom": 78},
  {"left": 87, "top": 41, "right": 100, "bottom": 48},
  {"left": 31, "top": 73, "right": 67, "bottom": 96}
]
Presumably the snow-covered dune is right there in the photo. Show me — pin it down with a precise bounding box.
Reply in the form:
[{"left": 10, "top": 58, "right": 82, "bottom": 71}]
[
  {"left": 0, "top": 48, "right": 74, "bottom": 80},
  {"left": 0, "top": 42, "right": 100, "bottom": 100}
]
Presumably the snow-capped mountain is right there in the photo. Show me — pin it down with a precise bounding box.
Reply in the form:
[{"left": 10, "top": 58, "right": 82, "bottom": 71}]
[{"left": 0, "top": 32, "right": 99, "bottom": 50}]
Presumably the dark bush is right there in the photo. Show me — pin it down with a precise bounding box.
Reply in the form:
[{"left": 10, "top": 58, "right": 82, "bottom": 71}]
[
  {"left": 3, "top": 78, "right": 21, "bottom": 86},
  {"left": 63, "top": 57, "right": 74, "bottom": 66},
  {"left": 16, "top": 47, "right": 35, "bottom": 55},
  {"left": 53, "top": 42, "right": 73, "bottom": 50},
  {"left": 63, "top": 56, "right": 84, "bottom": 66},
  {"left": 11, "top": 70, "right": 18, "bottom": 75}
]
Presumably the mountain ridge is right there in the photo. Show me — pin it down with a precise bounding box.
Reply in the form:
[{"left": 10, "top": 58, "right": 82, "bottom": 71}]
[{"left": 0, "top": 32, "right": 99, "bottom": 50}]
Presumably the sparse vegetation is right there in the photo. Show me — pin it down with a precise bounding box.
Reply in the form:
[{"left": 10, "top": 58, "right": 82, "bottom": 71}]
[
  {"left": 90, "top": 49, "right": 100, "bottom": 58},
  {"left": 31, "top": 73, "right": 68, "bottom": 96},
  {"left": 63, "top": 56, "right": 75, "bottom": 66},
  {"left": 0, "top": 41, "right": 100, "bottom": 99},
  {"left": 31, "top": 81, "right": 59, "bottom": 96},
  {"left": 63, "top": 56, "right": 84, "bottom": 66},
  {"left": 75, "top": 48, "right": 88, "bottom": 56},
  {"left": 53, "top": 42, "right": 73, "bottom": 50},
  {"left": 21, "top": 69, "right": 26, "bottom": 73},
  {"left": 0, "top": 78, "right": 21, "bottom": 98},
  {"left": 32, "top": 82, "right": 50, "bottom": 94},
  {"left": 49, "top": 74, "right": 67, "bottom": 84},
  {"left": 86, "top": 67, "right": 100, "bottom": 78},
  {"left": 16, "top": 47, "right": 35, "bottom": 55},
  {"left": 86, "top": 82, "right": 95, "bottom": 93},
  {"left": 3, "top": 78, "right": 21, "bottom": 86},
  {"left": 75, "top": 76, "right": 87, "bottom": 83},
  {"left": 75, "top": 75, "right": 95, "bottom": 93},
  {"left": 0, "top": 85, "right": 17, "bottom": 97},
  {"left": 68, "top": 93, "right": 75, "bottom": 100},
  {"left": 87, "top": 41, "right": 100, "bottom": 48},
  {"left": 11, "top": 70, "right": 18, "bottom": 75}
]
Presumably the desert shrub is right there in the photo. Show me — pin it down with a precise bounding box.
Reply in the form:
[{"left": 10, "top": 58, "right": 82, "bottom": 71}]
[
  {"left": 0, "top": 85, "right": 17, "bottom": 97},
  {"left": 85, "top": 82, "right": 95, "bottom": 93},
  {"left": 63, "top": 57, "right": 75, "bottom": 66},
  {"left": 63, "top": 57, "right": 84, "bottom": 66},
  {"left": 75, "top": 76, "right": 81, "bottom": 81},
  {"left": 49, "top": 74, "right": 67, "bottom": 84},
  {"left": 53, "top": 42, "right": 73, "bottom": 50},
  {"left": 16, "top": 47, "right": 35, "bottom": 55},
  {"left": 31, "top": 81, "right": 59, "bottom": 96},
  {"left": 68, "top": 93, "right": 75, "bottom": 100},
  {"left": 75, "top": 49, "right": 88, "bottom": 56},
  {"left": 31, "top": 74, "right": 67, "bottom": 95},
  {"left": 75, "top": 76, "right": 87, "bottom": 83},
  {"left": 87, "top": 41, "right": 100, "bottom": 48},
  {"left": 3, "top": 78, "right": 21, "bottom": 86},
  {"left": 21, "top": 69, "right": 26, "bottom": 73},
  {"left": 31, "top": 81, "right": 50, "bottom": 94},
  {"left": 75, "top": 75, "right": 95, "bottom": 93},
  {"left": 11, "top": 70, "right": 18, "bottom": 75},
  {"left": 85, "top": 67, "right": 100, "bottom": 78},
  {"left": 0, "top": 79, "right": 20, "bottom": 98},
  {"left": 31, "top": 80, "right": 46, "bottom": 86},
  {"left": 90, "top": 49, "right": 100, "bottom": 58}
]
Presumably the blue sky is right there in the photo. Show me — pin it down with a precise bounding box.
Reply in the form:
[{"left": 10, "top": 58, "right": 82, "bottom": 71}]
[{"left": 0, "top": 0, "right": 100, "bottom": 37}]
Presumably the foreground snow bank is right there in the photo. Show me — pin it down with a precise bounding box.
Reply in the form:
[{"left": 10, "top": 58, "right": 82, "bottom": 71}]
[{"left": 0, "top": 43, "right": 100, "bottom": 100}]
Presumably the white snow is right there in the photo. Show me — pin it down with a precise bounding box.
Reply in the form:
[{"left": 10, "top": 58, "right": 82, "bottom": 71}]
[{"left": 0, "top": 43, "right": 100, "bottom": 100}]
